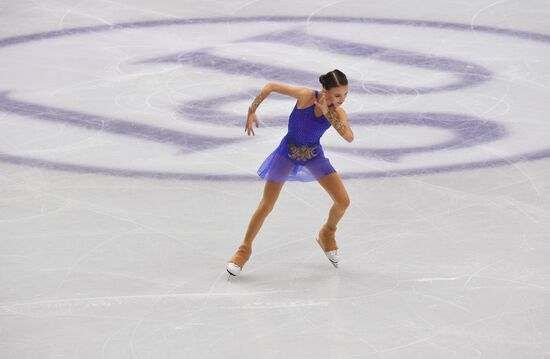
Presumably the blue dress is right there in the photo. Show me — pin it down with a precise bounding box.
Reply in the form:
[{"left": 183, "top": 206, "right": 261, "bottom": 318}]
[{"left": 257, "top": 90, "right": 337, "bottom": 182}]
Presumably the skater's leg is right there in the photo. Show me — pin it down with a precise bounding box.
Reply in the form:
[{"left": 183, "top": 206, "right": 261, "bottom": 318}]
[
  {"left": 242, "top": 179, "right": 285, "bottom": 247},
  {"left": 227, "top": 179, "right": 286, "bottom": 276},
  {"left": 227, "top": 156, "right": 293, "bottom": 275},
  {"left": 242, "top": 154, "right": 294, "bottom": 247},
  {"left": 316, "top": 172, "right": 350, "bottom": 251},
  {"left": 318, "top": 172, "right": 350, "bottom": 228}
]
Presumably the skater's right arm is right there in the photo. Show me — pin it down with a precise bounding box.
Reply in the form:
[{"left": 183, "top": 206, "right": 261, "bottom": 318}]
[
  {"left": 265, "top": 82, "right": 311, "bottom": 101},
  {"left": 245, "top": 83, "right": 310, "bottom": 136},
  {"left": 245, "top": 86, "right": 268, "bottom": 136},
  {"left": 248, "top": 83, "right": 309, "bottom": 113}
]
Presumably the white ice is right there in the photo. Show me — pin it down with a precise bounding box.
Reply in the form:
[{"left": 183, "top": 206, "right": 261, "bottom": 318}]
[{"left": 1, "top": 1, "right": 550, "bottom": 358}]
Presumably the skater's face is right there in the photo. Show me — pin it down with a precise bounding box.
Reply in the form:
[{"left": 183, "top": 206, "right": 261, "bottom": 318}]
[{"left": 323, "top": 85, "right": 348, "bottom": 109}]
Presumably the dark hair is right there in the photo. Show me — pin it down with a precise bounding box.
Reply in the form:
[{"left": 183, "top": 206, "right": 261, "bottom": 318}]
[{"left": 319, "top": 69, "right": 348, "bottom": 90}]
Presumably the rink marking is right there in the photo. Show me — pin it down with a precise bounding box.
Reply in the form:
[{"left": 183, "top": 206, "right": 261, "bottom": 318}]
[{"left": 0, "top": 16, "right": 549, "bottom": 180}]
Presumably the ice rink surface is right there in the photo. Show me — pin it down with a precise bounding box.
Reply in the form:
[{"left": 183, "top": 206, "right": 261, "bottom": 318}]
[{"left": 1, "top": 0, "right": 550, "bottom": 358}]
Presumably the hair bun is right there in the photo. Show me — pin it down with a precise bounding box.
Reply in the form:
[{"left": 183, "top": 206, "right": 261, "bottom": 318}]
[{"left": 319, "top": 70, "right": 348, "bottom": 90}]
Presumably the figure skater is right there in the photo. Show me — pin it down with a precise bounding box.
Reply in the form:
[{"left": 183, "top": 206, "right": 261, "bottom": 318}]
[{"left": 226, "top": 69, "right": 354, "bottom": 277}]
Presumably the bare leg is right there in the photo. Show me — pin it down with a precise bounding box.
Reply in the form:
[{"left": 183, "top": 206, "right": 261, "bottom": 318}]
[
  {"left": 227, "top": 154, "right": 295, "bottom": 276},
  {"left": 316, "top": 172, "right": 350, "bottom": 250},
  {"left": 242, "top": 179, "right": 285, "bottom": 247},
  {"left": 227, "top": 179, "right": 286, "bottom": 271}
]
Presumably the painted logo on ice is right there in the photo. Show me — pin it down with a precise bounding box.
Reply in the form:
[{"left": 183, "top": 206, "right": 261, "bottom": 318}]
[{"left": 0, "top": 17, "right": 549, "bottom": 180}]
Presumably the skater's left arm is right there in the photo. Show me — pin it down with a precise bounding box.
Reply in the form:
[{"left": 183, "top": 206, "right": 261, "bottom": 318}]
[{"left": 326, "top": 107, "right": 354, "bottom": 143}]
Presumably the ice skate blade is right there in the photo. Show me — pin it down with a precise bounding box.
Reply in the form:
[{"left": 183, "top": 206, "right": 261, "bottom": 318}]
[
  {"left": 226, "top": 262, "right": 241, "bottom": 277},
  {"left": 315, "top": 237, "right": 339, "bottom": 268}
]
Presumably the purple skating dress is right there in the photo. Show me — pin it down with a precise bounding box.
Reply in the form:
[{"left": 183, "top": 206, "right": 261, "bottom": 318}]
[{"left": 257, "top": 90, "right": 337, "bottom": 182}]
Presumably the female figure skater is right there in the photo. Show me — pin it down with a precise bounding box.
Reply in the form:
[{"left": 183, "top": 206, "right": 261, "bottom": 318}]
[{"left": 226, "top": 69, "right": 354, "bottom": 277}]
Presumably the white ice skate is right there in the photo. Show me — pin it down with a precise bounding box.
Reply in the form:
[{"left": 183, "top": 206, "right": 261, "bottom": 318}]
[
  {"left": 316, "top": 237, "right": 339, "bottom": 268},
  {"left": 226, "top": 244, "right": 251, "bottom": 279},
  {"left": 226, "top": 262, "right": 242, "bottom": 277}
]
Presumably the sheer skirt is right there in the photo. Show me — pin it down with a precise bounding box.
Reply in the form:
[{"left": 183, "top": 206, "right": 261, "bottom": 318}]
[{"left": 257, "top": 136, "right": 336, "bottom": 182}]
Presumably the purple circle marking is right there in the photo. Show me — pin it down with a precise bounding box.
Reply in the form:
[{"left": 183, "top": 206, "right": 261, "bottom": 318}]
[{"left": 0, "top": 16, "right": 549, "bottom": 181}]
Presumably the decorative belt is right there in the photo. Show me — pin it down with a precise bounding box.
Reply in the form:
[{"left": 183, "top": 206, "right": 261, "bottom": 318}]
[{"left": 286, "top": 143, "right": 318, "bottom": 161}]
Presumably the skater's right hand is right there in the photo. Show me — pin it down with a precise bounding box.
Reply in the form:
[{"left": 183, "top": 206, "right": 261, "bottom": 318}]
[{"left": 245, "top": 111, "right": 260, "bottom": 136}]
